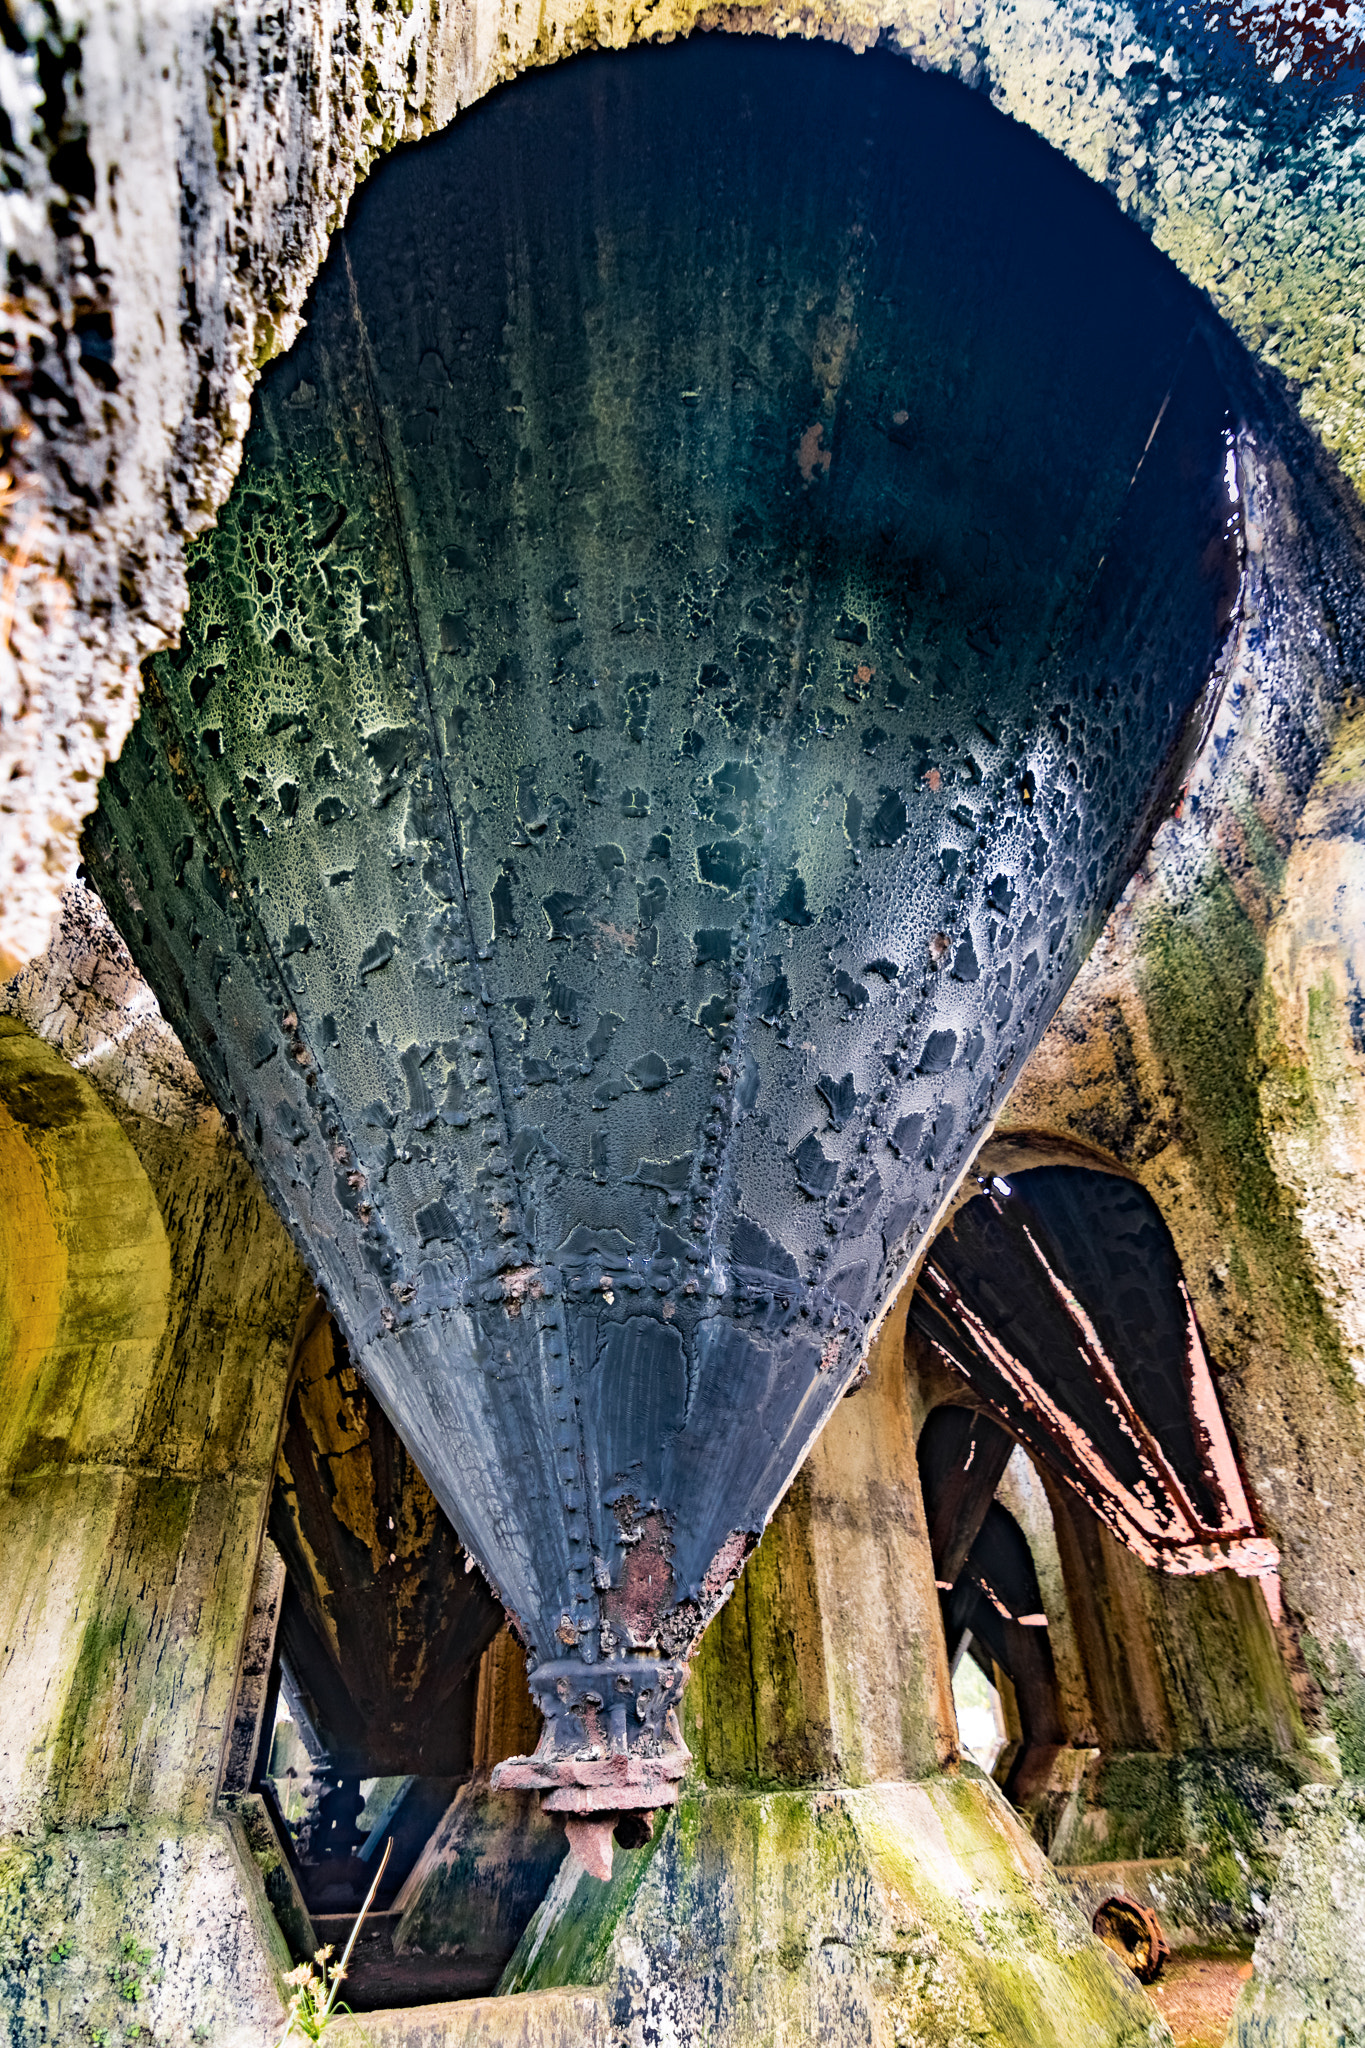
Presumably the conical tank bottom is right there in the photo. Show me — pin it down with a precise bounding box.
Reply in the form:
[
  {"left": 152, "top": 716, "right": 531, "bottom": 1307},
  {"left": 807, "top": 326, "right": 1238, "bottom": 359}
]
[{"left": 85, "top": 38, "right": 1241, "bottom": 1819}]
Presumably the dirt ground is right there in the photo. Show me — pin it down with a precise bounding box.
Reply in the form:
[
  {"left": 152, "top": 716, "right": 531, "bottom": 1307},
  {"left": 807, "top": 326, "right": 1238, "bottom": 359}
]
[{"left": 1144, "top": 1953, "right": 1253, "bottom": 2048}]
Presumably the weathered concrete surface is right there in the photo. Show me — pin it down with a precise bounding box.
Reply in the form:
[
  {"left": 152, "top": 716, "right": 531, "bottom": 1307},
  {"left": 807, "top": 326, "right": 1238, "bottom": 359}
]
[
  {"left": 993, "top": 415, "right": 1365, "bottom": 1777},
  {"left": 910, "top": 1365, "right": 1316, "bottom": 1937},
  {"left": 985, "top": 1437, "right": 1315, "bottom": 1934},
  {"left": 1059, "top": 1857, "right": 1255, "bottom": 1956},
  {"left": 996, "top": 1445, "right": 1099, "bottom": 1753},
  {"left": 978, "top": 421, "right": 1365, "bottom": 2021},
  {"left": 689, "top": 1301, "right": 957, "bottom": 1790},
  {"left": 3, "top": 879, "right": 217, "bottom": 1136},
  {"left": 221, "top": 1538, "right": 288, "bottom": 1803},
  {"left": 392, "top": 1630, "right": 568, "bottom": 1982},
  {"left": 499, "top": 1777, "right": 1172, "bottom": 2047},
  {"left": 1259, "top": 701, "right": 1365, "bottom": 1399},
  {"left": 999, "top": 873, "right": 1365, "bottom": 1774},
  {"left": 1229, "top": 1783, "right": 1365, "bottom": 2046},
  {"left": 0, "top": 1016, "right": 308, "bottom": 1832},
  {"left": 0, "top": 1817, "right": 289, "bottom": 2048},
  {"left": 390, "top": 1779, "right": 571, "bottom": 1995},
  {"left": 1043, "top": 1480, "right": 1304, "bottom": 1767},
  {"left": 230, "top": 1790, "right": 320, "bottom": 1977},
  {"left": 1, "top": 0, "right": 1364, "bottom": 964},
  {"left": 1047, "top": 1747, "right": 1309, "bottom": 1936},
  {"left": 0, "top": 1012, "right": 313, "bottom": 2044},
  {"left": 327, "top": 1987, "right": 614, "bottom": 2048}
]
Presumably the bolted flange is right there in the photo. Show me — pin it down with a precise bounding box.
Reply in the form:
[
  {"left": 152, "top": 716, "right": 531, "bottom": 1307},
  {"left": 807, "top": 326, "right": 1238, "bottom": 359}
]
[{"left": 491, "top": 1655, "right": 691, "bottom": 1821}]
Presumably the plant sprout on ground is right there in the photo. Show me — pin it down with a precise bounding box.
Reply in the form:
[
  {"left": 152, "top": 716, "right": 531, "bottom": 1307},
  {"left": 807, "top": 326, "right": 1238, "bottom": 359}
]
[{"left": 277, "top": 1838, "right": 391, "bottom": 2043}]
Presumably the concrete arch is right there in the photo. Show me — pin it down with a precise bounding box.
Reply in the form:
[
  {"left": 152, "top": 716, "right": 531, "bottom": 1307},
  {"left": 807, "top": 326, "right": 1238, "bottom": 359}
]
[
  {"left": 0, "top": 1011, "right": 309, "bottom": 1839},
  {"left": 1001, "top": 855, "right": 1365, "bottom": 1775},
  {"left": 0, "top": 1017, "right": 173, "bottom": 1831},
  {"left": 909, "top": 1331, "right": 1312, "bottom": 1918},
  {"left": 905, "top": 1144, "right": 1313, "bottom": 1754},
  {"left": 0, "top": 1016, "right": 170, "bottom": 1484}
]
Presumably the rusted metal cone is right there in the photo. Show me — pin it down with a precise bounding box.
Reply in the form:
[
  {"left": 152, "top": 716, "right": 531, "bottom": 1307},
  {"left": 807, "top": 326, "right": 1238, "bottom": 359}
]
[{"left": 85, "top": 38, "right": 1245, "bottom": 1781}]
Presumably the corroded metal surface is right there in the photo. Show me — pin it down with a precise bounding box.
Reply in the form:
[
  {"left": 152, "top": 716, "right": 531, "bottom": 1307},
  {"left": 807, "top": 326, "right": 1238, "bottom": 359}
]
[
  {"left": 5, "top": 0, "right": 1365, "bottom": 974},
  {"left": 913, "top": 1163, "right": 1278, "bottom": 1580},
  {"left": 86, "top": 43, "right": 1240, "bottom": 1790},
  {"left": 270, "top": 1314, "right": 502, "bottom": 1777}
]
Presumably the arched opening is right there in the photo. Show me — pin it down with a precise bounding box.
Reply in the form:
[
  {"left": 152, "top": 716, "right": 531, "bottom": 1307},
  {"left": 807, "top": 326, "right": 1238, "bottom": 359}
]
[
  {"left": 242, "top": 1309, "right": 562, "bottom": 2000},
  {"left": 918, "top": 1405, "right": 1065, "bottom": 1802},
  {"left": 77, "top": 38, "right": 1281, "bottom": 2011},
  {"left": 912, "top": 1149, "right": 1276, "bottom": 1586},
  {"left": 909, "top": 1143, "right": 1315, "bottom": 1944}
]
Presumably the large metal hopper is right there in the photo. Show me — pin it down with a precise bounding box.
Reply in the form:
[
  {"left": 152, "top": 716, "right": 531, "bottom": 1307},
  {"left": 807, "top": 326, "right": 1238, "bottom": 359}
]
[{"left": 84, "top": 37, "right": 1242, "bottom": 1851}]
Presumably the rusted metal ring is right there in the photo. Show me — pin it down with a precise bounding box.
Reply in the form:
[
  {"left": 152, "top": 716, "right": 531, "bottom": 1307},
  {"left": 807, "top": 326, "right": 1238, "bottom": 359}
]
[{"left": 1092, "top": 1894, "right": 1171, "bottom": 1984}]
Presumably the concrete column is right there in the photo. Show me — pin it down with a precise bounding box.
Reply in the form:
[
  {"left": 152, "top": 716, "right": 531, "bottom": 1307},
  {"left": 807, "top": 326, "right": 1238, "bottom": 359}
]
[
  {"left": 908, "top": 1349, "right": 1320, "bottom": 1946},
  {"left": 1037, "top": 1463, "right": 1320, "bottom": 1945},
  {"left": 479, "top": 1293, "right": 1168, "bottom": 2048},
  {"left": 689, "top": 1298, "right": 956, "bottom": 1788},
  {"left": 0, "top": 1014, "right": 312, "bottom": 2047}
]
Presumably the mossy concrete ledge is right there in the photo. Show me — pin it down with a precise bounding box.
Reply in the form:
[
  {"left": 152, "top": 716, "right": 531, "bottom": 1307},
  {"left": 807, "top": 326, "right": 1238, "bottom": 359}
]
[
  {"left": 477, "top": 1777, "right": 1172, "bottom": 2047},
  {"left": 327, "top": 1989, "right": 613, "bottom": 2047}
]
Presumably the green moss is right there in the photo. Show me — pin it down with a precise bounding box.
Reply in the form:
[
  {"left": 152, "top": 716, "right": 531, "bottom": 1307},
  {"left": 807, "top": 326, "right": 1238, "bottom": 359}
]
[
  {"left": 0, "top": 1057, "right": 86, "bottom": 1131},
  {"left": 1302, "top": 1634, "right": 1365, "bottom": 1775},
  {"left": 1185, "top": 1763, "right": 1280, "bottom": 1907},
  {"left": 229, "top": 1795, "right": 315, "bottom": 1965},
  {"left": 1305, "top": 971, "right": 1345, "bottom": 1075},
  {"left": 498, "top": 1784, "right": 1171, "bottom": 2044},
  {"left": 1059, "top": 1748, "right": 1304, "bottom": 1911},
  {"left": 1137, "top": 868, "right": 1353, "bottom": 1392},
  {"left": 498, "top": 1822, "right": 665, "bottom": 1994},
  {"left": 1229, "top": 1240, "right": 1251, "bottom": 1297},
  {"left": 1229, "top": 792, "right": 1288, "bottom": 901},
  {"left": 393, "top": 1785, "right": 568, "bottom": 1966},
  {"left": 856, "top": 1781, "right": 1168, "bottom": 2047},
  {"left": 1087, "top": 1753, "right": 1186, "bottom": 1862},
  {"left": 686, "top": 1504, "right": 836, "bottom": 1792},
  {"left": 48, "top": 1607, "right": 137, "bottom": 1797},
  {"left": 45, "top": 1477, "right": 200, "bottom": 1814}
]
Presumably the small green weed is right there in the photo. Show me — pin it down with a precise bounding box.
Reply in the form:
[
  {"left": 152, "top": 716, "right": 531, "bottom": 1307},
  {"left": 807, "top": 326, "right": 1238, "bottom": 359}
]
[
  {"left": 112, "top": 1933, "right": 155, "bottom": 2002},
  {"left": 48, "top": 1936, "right": 74, "bottom": 1963}
]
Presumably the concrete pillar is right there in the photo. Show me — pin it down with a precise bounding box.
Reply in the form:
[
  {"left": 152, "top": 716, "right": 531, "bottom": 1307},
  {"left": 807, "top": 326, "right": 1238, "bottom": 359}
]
[
  {"left": 908, "top": 1351, "right": 1321, "bottom": 1947},
  {"left": 1037, "top": 1462, "right": 1320, "bottom": 1945},
  {"left": 476, "top": 1296, "right": 1168, "bottom": 2048},
  {"left": 0, "top": 1014, "right": 311, "bottom": 2047},
  {"left": 689, "top": 1298, "right": 956, "bottom": 1790},
  {"left": 1228, "top": 1784, "right": 1365, "bottom": 2045}
]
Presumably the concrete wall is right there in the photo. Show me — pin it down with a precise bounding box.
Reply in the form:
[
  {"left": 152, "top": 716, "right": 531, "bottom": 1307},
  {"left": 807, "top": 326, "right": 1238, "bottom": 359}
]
[
  {"left": 999, "top": 701, "right": 1365, "bottom": 1775},
  {"left": 0, "top": 1010, "right": 313, "bottom": 2044}
]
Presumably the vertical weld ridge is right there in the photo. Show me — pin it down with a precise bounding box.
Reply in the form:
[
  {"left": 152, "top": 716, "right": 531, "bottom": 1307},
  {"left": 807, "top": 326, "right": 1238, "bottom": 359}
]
[{"left": 340, "top": 235, "right": 529, "bottom": 1253}]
